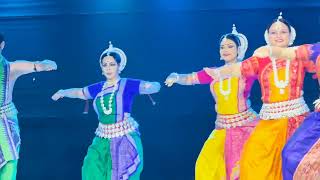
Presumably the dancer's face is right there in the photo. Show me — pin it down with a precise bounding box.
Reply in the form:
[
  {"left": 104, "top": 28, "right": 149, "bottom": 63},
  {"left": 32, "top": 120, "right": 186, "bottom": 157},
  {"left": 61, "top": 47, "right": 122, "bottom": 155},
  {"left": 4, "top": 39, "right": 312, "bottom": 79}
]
[
  {"left": 220, "top": 38, "right": 238, "bottom": 63},
  {"left": 100, "top": 56, "right": 120, "bottom": 80},
  {"left": 268, "top": 21, "right": 290, "bottom": 47}
]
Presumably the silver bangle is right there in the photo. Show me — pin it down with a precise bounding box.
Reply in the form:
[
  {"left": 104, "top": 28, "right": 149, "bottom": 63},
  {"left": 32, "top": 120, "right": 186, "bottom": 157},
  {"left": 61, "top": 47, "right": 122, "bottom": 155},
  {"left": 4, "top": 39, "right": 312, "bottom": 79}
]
[{"left": 33, "top": 62, "right": 38, "bottom": 72}]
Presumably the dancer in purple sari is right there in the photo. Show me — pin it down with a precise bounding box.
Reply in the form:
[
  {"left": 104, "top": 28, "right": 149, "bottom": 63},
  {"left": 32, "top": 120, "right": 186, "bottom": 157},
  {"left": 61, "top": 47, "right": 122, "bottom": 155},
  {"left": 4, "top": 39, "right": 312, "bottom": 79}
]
[{"left": 282, "top": 43, "right": 320, "bottom": 180}]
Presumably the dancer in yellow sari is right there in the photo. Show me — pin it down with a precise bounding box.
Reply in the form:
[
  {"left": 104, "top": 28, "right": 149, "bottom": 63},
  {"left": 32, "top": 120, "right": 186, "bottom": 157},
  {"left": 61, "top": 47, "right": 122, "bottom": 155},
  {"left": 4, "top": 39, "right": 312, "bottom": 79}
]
[{"left": 165, "top": 25, "right": 258, "bottom": 180}]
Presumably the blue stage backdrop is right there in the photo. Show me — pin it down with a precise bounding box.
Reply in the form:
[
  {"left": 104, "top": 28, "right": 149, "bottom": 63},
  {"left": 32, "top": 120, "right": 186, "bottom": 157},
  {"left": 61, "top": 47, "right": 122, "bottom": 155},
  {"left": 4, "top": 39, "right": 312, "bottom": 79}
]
[{"left": 0, "top": 0, "right": 319, "bottom": 179}]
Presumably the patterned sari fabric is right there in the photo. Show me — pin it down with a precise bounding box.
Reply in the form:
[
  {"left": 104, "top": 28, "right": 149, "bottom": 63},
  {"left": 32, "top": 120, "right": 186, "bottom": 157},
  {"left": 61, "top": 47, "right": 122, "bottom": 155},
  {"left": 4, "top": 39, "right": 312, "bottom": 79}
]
[
  {"left": 0, "top": 55, "right": 20, "bottom": 179},
  {"left": 282, "top": 43, "right": 320, "bottom": 180},
  {"left": 81, "top": 78, "right": 143, "bottom": 180},
  {"left": 194, "top": 70, "right": 258, "bottom": 180},
  {"left": 239, "top": 43, "right": 320, "bottom": 180}
]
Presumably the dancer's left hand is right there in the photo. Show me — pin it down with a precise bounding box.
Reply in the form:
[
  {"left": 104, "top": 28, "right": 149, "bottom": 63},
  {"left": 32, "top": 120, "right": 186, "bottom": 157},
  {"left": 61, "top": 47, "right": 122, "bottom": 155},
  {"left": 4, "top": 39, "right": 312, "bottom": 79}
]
[{"left": 40, "top": 59, "right": 58, "bottom": 71}]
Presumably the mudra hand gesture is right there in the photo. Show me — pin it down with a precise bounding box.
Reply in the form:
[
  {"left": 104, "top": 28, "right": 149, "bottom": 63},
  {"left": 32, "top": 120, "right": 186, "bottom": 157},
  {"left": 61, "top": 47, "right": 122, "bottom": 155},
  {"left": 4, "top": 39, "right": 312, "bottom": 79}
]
[
  {"left": 51, "top": 89, "right": 65, "bottom": 101},
  {"left": 39, "top": 59, "right": 58, "bottom": 71},
  {"left": 165, "top": 73, "right": 179, "bottom": 87}
]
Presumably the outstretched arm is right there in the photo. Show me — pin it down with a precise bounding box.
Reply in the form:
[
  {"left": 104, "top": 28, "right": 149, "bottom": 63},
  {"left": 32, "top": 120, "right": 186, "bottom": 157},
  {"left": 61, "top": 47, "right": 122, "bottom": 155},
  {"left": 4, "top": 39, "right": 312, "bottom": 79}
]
[
  {"left": 165, "top": 72, "right": 198, "bottom": 87},
  {"left": 253, "top": 45, "right": 297, "bottom": 60},
  {"left": 253, "top": 43, "right": 320, "bottom": 62},
  {"left": 10, "top": 59, "right": 57, "bottom": 78},
  {"left": 51, "top": 88, "right": 87, "bottom": 101},
  {"left": 139, "top": 81, "right": 161, "bottom": 94}
]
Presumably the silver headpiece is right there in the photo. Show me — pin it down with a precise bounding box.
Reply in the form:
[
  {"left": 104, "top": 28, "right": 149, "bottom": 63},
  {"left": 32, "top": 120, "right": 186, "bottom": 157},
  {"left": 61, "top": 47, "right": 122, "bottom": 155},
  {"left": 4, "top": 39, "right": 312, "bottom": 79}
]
[
  {"left": 231, "top": 24, "right": 248, "bottom": 61},
  {"left": 264, "top": 12, "right": 296, "bottom": 46},
  {"left": 100, "top": 41, "right": 127, "bottom": 72}
]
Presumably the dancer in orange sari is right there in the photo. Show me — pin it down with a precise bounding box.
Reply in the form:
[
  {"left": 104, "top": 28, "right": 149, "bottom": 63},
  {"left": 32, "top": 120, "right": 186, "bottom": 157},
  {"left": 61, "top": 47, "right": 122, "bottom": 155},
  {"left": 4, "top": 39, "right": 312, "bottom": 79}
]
[{"left": 204, "top": 13, "right": 319, "bottom": 180}]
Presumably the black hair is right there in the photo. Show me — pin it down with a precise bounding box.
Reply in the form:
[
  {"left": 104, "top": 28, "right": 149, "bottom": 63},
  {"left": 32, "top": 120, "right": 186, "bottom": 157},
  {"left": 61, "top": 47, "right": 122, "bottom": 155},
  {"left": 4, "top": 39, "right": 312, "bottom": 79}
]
[
  {"left": 219, "top": 33, "right": 241, "bottom": 47},
  {"left": 100, "top": 52, "right": 121, "bottom": 64},
  {"left": 267, "top": 18, "right": 292, "bottom": 33}
]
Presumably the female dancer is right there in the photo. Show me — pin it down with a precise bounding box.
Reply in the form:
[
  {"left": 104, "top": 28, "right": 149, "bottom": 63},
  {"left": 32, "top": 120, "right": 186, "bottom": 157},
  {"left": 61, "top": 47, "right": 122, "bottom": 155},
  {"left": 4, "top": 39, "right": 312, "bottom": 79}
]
[
  {"left": 281, "top": 44, "right": 320, "bottom": 179},
  {"left": 165, "top": 25, "right": 258, "bottom": 180},
  {"left": 52, "top": 42, "right": 161, "bottom": 180},
  {"left": 0, "top": 33, "right": 57, "bottom": 179},
  {"left": 204, "top": 13, "right": 320, "bottom": 180}
]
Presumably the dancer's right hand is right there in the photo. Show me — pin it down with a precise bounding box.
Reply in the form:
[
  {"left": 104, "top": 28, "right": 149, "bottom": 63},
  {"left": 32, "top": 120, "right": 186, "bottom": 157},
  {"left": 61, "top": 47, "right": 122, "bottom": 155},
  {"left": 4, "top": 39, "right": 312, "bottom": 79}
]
[
  {"left": 51, "top": 90, "right": 65, "bottom": 101},
  {"left": 164, "top": 73, "right": 179, "bottom": 87}
]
